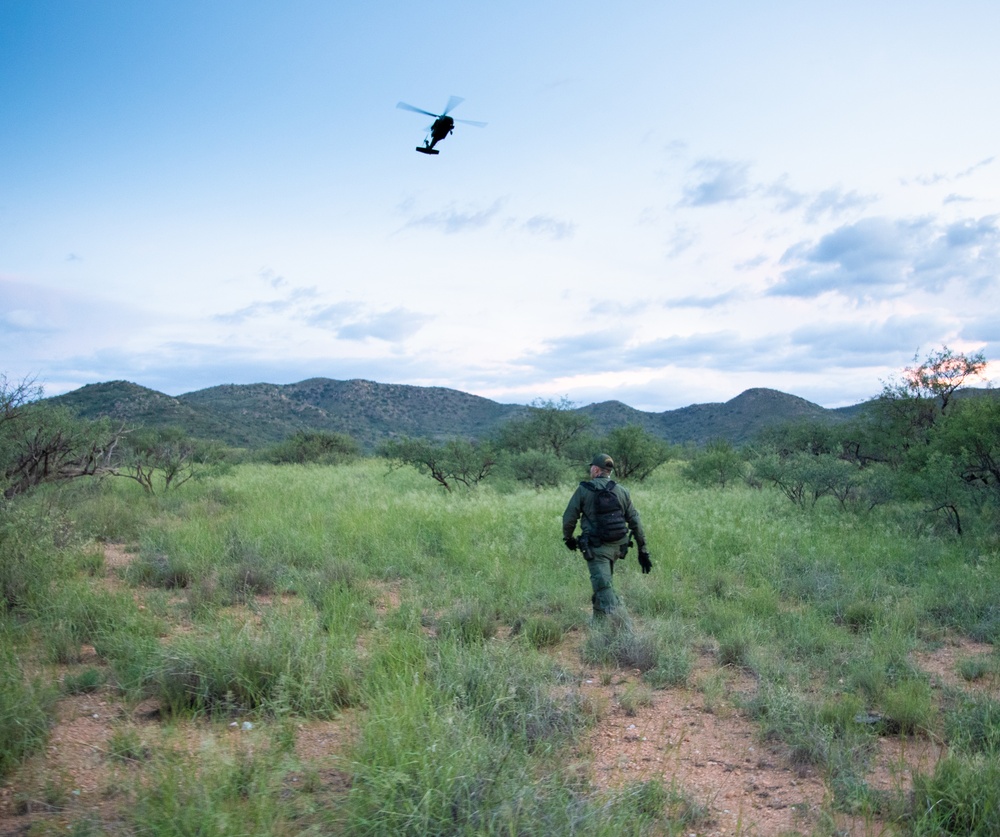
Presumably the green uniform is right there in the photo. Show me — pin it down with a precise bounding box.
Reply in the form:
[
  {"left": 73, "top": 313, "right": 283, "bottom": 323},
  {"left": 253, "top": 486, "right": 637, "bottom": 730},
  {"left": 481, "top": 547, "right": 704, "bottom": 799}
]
[{"left": 562, "top": 476, "right": 647, "bottom": 616}]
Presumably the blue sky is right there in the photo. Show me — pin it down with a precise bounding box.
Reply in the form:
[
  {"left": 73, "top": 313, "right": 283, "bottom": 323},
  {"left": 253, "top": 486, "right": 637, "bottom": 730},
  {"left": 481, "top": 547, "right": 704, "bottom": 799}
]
[{"left": 3, "top": 0, "right": 998, "bottom": 411}]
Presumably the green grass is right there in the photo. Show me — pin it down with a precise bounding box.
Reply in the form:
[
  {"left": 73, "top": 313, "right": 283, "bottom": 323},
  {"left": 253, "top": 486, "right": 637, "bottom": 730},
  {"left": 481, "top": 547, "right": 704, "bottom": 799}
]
[
  {"left": 0, "top": 647, "right": 57, "bottom": 778},
  {"left": 3, "top": 459, "right": 1000, "bottom": 832}
]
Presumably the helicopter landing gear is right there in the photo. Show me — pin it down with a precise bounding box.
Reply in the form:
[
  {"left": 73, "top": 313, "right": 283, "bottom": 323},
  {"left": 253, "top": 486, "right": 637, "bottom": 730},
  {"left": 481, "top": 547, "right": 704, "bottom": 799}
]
[{"left": 416, "top": 146, "right": 439, "bottom": 154}]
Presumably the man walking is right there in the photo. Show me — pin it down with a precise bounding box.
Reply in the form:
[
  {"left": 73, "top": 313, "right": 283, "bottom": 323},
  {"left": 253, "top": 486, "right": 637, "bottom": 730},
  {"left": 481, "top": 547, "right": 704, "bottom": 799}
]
[{"left": 562, "top": 453, "right": 651, "bottom": 617}]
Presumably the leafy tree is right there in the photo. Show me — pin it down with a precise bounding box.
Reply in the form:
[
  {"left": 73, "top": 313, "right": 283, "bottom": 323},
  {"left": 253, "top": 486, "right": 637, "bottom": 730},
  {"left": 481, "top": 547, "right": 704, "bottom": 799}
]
[
  {"left": 930, "top": 396, "right": 1000, "bottom": 493},
  {"left": 108, "top": 427, "right": 199, "bottom": 494},
  {"left": 1, "top": 376, "right": 123, "bottom": 501},
  {"left": 495, "top": 398, "right": 591, "bottom": 459},
  {"left": 505, "top": 450, "right": 566, "bottom": 490},
  {"left": 862, "top": 346, "right": 989, "bottom": 467},
  {"left": 921, "top": 396, "right": 1000, "bottom": 532},
  {"left": 600, "top": 425, "right": 673, "bottom": 481},
  {"left": 681, "top": 439, "right": 744, "bottom": 489},
  {"left": 379, "top": 437, "right": 496, "bottom": 492},
  {"left": 263, "top": 430, "right": 360, "bottom": 465},
  {"left": 891, "top": 345, "right": 987, "bottom": 413},
  {"left": 755, "top": 418, "right": 841, "bottom": 458}
]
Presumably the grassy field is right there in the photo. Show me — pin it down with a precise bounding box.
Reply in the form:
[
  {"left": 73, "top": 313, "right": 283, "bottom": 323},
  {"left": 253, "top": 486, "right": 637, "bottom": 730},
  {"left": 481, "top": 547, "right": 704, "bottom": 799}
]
[{"left": 2, "top": 460, "right": 999, "bottom": 835}]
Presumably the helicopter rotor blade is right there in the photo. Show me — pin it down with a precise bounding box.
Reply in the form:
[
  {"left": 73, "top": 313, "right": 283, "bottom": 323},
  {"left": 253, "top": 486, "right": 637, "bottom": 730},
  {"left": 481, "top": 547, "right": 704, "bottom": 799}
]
[
  {"left": 441, "top": 95, "right": 465, "bottom": 116},
  {"left": 396, "top": 101, "right": 440, "bottom": 118},
  {"left": 454, "top": 118, "right": 487, "bottom": 128}
]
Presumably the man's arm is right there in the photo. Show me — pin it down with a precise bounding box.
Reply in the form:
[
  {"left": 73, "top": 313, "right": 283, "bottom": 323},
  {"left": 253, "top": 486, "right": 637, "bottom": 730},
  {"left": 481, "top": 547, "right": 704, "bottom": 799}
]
[
  {"left": 562, "top": 485, "right": 584, "bottom": 543},
  {"left": 621, "top": 491, "right": 647, "bottom": 548}
]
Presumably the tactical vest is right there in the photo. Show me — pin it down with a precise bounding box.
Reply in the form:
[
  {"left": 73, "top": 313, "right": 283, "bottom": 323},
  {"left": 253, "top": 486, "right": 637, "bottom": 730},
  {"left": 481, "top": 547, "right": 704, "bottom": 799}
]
[{"left": 582, "top": 480, "right": 629, "bottom": 543}]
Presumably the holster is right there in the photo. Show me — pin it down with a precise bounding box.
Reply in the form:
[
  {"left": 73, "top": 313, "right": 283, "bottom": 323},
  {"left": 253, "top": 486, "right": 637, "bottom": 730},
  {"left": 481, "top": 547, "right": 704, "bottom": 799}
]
[
  {"left": 619, "top": 535, "right": 633, "bottom": 561},
  {"left": 577, "top": 533, "right": 597, "bottom": 562}
]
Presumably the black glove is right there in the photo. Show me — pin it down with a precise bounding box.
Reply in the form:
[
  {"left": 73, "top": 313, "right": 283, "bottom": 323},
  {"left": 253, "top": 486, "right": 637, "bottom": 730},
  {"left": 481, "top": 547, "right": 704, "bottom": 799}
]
[
  {"left": 564, "top": 536, "right": 578, "bottom": 551},
  {"left": 638, "top": 548, "right": 652, "bottom": 574}
]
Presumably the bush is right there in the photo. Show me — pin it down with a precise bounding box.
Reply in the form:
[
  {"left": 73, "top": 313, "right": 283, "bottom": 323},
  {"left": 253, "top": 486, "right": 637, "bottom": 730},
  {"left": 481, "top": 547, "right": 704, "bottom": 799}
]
[
  {"left": 682, "top": 440, "right": 744, "bottom": 488},
  {"left": 261, "top": 430, "right": 360, "bottom": 465},
  {"left": 504, "top": 449, "right": 568, "bottom": 489}
]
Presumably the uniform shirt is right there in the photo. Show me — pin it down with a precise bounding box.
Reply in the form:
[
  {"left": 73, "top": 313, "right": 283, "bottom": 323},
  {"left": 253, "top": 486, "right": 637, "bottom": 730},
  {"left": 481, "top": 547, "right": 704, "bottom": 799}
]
[{"left": 562, "top": 476, "right": 646, "bottom": 547}]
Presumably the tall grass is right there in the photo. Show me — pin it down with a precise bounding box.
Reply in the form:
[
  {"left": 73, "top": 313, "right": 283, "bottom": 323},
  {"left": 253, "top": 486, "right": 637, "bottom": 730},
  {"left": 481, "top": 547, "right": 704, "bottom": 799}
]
[
  {"left": 3, "top": 458, "right": 1000, "bottom": 832},
  {"left": 0, "top": 644, "right": 57, "bottom": 777}
]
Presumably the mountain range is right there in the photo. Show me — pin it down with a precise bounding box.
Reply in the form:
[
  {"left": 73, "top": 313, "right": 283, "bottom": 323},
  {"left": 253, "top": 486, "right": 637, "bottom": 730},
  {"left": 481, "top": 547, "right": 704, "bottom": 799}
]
[{"left": 49, "top": 378, "right": 866, "bottom": 450}]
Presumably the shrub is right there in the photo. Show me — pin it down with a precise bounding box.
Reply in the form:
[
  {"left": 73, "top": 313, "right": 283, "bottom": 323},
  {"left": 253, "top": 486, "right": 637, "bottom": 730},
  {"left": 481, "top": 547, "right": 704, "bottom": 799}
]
[
  {"left": 150, "top": 608, "right": 358, "bottom": 716},
  {"left": 261, "top": 430, "right": 360, "bottom": 465},
  {"left": 583, "top": 613, "right": 661, "bottom": 672},
  {"left": 62, "top": 667, "right": 105, "bottom": 695},
  {"left": 0, "top": 650, "right": 56, "bottom": 777},
  {"left": 436, "top": 600, "right": 499, "bottom": 645}
]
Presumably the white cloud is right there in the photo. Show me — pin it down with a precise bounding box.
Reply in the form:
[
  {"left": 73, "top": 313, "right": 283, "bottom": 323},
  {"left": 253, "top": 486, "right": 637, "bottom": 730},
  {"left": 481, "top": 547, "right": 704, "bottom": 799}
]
[
  {"left": 311, "top": 306, "right": 432, "bottom": 342},
  {"left": 770, "top": 214, "right": 1000, "bottom": 300},
  {"left": 680, "top": 159, "right": 752, "bottom": 206}
]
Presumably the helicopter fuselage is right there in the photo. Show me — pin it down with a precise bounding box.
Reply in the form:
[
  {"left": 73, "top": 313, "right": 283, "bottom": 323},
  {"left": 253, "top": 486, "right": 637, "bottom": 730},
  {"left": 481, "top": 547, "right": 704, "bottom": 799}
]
[{"left": 427, "top": 115, "right": 455, "bottom": 148}]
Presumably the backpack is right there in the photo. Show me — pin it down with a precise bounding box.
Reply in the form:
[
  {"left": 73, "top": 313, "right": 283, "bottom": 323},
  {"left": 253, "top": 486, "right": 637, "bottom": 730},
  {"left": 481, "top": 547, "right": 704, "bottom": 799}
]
[{"left": 582, "top": 480, "right": 629, "bottom": 543}]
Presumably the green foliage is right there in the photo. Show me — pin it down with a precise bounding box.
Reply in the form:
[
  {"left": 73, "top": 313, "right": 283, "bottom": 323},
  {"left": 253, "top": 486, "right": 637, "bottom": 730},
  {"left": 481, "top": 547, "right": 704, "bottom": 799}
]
[
  {"left": 924, "top": 396, "right": 1000, "bottom": 531},
  {"left": 109, "top": 426, "right": 201, "bottom": 494},
  {"left": 945, "top": 693, "right": 1000, "bottom": 756},
  {"left": 436, "top": 600, "right": 499, "bottom": 644},
  {"left": 681, "top": 439, "right": 744, "bottom": 488},
  {"left": 106, "top": 725, "right": 151, "bottom": 763},
  {"left": 910, "top": 753, "right": 1000, "bottom": 835},
  {"left": 1, "top": 396, "right": 119, "bottom": 501},
  {"left": 260, "top": 429, "right": 360, "bottom": 464},
  {"left": 432, "top": 640, "right": 587, "bottom": 750},
  {"left": 755, "top": 417, "right": 843, "bottom": 456},
  {"left": 7, "top": 439, "right": 1000, "bottom": 830},
  {"left": 599, "top": 424, "right": 673, "bottom": 481},
  {"left": 888, "top": 345, "right": 987, "bottom": 410},
  {"left": 583, "top": 612, "right": 661, "bottom": 672},
  {"left": 515, "top": 614, "right": 565, "bottom": 648},
  {"left": 504, "top": 448, "right": 568, "bottom": 489},
  {"left": 495, "top": 397, "right": 591, "bottom": 459},
  {"left": 880, "top": 678, "right": 936, "bottom": 735},
  {"left": 0, "top": 648, "right": 56, "bottom": 777},
  {"left": 61, "top": 667, "right": 105, "bottom": 695},
  {"left": 123, "top": 744, "right": 295, "bottom": 835},
  {"left": 379, "top": 436, "right": 497, "bottom": 491},
  {"left": 0, "top": 503, "right": 64, "bottom": 610},
  {"left": 151, "top": 606, "right": 359, "bottom": 716}
]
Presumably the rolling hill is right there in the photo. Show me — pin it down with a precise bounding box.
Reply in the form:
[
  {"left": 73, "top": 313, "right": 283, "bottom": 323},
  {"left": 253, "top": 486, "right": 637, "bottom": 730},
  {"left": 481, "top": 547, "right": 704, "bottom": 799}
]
[{"left": 49, "top": 378, "right": 864, "bottom": 450}]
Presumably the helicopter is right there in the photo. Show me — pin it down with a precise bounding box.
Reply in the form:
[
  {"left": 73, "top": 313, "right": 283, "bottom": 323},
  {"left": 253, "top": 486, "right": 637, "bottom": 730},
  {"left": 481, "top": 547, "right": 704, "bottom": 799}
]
[{"left": 396, "top": 95, "right": 486, "bottom": 154}]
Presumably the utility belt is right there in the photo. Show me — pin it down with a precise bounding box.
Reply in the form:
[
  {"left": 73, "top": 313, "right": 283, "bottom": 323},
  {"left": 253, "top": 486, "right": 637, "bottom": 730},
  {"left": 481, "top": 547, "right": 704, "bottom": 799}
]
[{"left": 578, "top": 532, "right": 632, "bottom": 561}]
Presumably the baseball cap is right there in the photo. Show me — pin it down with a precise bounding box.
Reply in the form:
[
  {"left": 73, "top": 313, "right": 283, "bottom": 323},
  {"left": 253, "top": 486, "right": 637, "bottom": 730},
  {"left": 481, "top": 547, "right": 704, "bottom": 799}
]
[{"left": 590, "top": 453, "right": 614, "bottom": 470}]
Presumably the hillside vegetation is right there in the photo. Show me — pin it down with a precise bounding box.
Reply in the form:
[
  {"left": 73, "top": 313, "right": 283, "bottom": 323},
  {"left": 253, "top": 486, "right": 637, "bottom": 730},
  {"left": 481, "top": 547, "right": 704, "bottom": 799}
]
[{"left": 48, "top": 378, "right": 859, "bottom": 450}]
